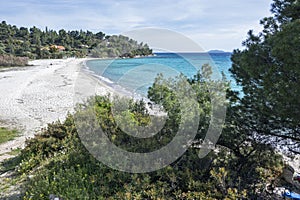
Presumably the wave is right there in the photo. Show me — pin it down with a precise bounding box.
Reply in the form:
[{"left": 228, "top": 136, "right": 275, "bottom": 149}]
[
  {"left": 82, "top": 63, "right": 114, "bottom": 84},
  {"left": 83, "top": 61, "right": 149, "bottom": 101}
]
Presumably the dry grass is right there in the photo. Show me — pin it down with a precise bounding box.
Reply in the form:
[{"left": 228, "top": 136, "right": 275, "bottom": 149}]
[{"left": 0, "top": 54, "right": 28, "bottom": 67}]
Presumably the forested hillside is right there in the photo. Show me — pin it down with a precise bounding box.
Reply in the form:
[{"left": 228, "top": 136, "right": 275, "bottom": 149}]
[{"left": 0, "top": 21, "right": 152, "bottom": 60}]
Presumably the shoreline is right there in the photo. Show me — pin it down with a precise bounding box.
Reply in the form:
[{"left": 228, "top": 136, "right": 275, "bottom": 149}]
[
  {"left": 0, "top": 57, "right": 112, "bottom": 161},
  {"left": 81, "top": 59, "right": 146, "bottom": 99},
  {"left": 0, "top": 56, "right": 155, "bottom": 161},
  {"left": 0, "top": 57, "right": 298, "bottom": 174}
]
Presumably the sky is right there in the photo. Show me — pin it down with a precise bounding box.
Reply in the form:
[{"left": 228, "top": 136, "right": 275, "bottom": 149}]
[{"left": 0, "top": 0, "right": 273, "bottom": 52}]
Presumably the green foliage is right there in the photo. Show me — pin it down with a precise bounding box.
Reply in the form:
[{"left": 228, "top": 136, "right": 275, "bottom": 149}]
[
  {"left": 1, "top": 2, "right": 291, "bottom": 197},
  {"left": 90, "top": 35, "right": 152, "bottom": 58},
  {"left": 270, "top": 0, "right": 300, "bottom": 24},
  {"left": 10, "top": 66, "right": 283, "bottom": 199},
  {"left": 230, "top": 0, "right": 300, "bottom": 152},
  {"left": 0, "top": 21, "right": 152, "bottom": 60}
]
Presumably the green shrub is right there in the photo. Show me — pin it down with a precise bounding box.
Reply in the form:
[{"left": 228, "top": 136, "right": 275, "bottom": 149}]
[{"left": 17, "top": 95, "right": 284, "bottom": 199}]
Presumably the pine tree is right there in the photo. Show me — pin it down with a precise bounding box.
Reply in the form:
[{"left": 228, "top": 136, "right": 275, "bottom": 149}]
[{"left": 230, "top": 0, "right": 300, "bottom": 152}]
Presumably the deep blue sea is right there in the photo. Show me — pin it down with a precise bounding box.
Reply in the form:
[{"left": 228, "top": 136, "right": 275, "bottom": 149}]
[{"left": 86, "top": 53, "right": 240, "bottom": 97}]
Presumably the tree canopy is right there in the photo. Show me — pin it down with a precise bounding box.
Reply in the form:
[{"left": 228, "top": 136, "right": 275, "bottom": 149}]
[
  {"left": 230, "top": 0, "right": 300, "bottom": 152},
  {"left": 0, "top": 21, "right": 152, "bottom": 60}
]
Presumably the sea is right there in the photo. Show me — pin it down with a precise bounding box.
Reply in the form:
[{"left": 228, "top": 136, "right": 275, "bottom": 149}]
[{"left": 86, "top": 52, "right": 240, "bottom": 98}]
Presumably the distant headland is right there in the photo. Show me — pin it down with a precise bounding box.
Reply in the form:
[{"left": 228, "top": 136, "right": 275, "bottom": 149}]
[{"left": 208, "top": 50, "right": 231, "bottom": 53}]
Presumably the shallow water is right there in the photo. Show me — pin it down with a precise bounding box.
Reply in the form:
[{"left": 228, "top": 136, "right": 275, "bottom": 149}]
[{"left": 86, "top": 52, "right": 240, "bottom": 97}]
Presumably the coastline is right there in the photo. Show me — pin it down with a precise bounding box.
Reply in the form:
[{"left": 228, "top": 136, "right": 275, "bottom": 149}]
[
  {"left": 82, "top": 59, "right": 145, "bottom": 99},
  {"left": 0, "top": 56, "right": 164, "bottom": 161},
  {"left": 0, "top": 58, "right": 112, "bottom": 161},
  {"left": 0, "top": 57, "right": 298, "bottom": 174}
]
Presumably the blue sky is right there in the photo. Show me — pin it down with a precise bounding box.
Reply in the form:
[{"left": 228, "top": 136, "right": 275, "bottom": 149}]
[{"left": 0, "top": 0, "right": 273, "bottom": 51}]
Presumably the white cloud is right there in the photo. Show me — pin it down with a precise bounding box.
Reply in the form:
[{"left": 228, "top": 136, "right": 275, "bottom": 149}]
[{"left": 0, "top": 0, "right": 274, "bottom": 51}]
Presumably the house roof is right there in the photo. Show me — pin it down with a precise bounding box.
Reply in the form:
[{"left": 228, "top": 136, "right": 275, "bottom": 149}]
[{"left": 50, "top": 45, "right": 65, "bottom": 51}]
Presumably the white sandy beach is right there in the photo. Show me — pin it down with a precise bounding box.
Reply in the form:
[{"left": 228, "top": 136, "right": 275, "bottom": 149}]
[{"left": 0, "top": 58, "right": 112, "bottom": 161}]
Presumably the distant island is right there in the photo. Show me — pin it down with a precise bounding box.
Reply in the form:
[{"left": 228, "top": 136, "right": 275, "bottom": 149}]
[
  {"left": 0, "top": 21, "right": 152, "bottom": 66},
  {"left": 208, "top": 50, "right": 230, "bottom": 53}
]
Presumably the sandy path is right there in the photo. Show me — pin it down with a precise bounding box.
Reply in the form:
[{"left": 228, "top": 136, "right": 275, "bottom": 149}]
[{"left": 0, "top": 58, "right": 110, "bottom": 161}]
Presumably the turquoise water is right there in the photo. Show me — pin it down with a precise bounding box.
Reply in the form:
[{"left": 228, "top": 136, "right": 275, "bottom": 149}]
[{"left": 86, "top": 53, "right": 239, "bottom": 96}]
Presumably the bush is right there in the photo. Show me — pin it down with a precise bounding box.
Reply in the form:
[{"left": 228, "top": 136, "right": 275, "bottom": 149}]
[
  {"left": 0, "top": 54, "right": 28, "bottom": 67},
  {"left": 17, "top": 95, "right": 284, "bottom": 199}
]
